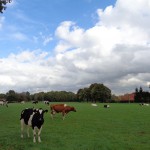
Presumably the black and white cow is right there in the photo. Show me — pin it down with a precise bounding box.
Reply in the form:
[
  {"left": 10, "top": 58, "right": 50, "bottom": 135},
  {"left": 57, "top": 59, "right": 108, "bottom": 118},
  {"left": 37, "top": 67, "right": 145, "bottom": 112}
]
[
  {"left": 32, "top": 100, "right": 38, "bottom": 104},
  {"left": 44, "top": 101, "right": 49, "bottom": 105},
  {"left": 104, "top": 104, "right": 110, "bottom": 108},
  {"left": 20, "top": 108, "right": 48, "bottom": 143},
  {"left": 0, "top": 99, "right": 8, "bottom": 107},
  {"left": 139, "top": 103, "right": 149, "bottom": 106}
]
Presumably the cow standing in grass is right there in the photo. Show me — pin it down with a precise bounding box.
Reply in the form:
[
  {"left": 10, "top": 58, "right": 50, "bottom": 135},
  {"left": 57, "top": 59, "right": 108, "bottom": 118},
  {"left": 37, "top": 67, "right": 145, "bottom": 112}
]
[
  {"left": 20, "top": 108, "right": 48, "bottom": 143},
  {"left": 50, "top": 104, "right": 76, "bottom": 120},
  {"left": 0, "top": 99, "right": 8, "bottom": 107},
  {"left": 139, "top": 103, "right": 149, "bottom": 106},
  {"left": 44, "top": 101, "right": 49, "bottom": 105},
  {"left": 32, "top": 100, "right": 38, "bottom": 104},
  {"left": 104, "top": 104, "right": 110, "bottom": 108}
]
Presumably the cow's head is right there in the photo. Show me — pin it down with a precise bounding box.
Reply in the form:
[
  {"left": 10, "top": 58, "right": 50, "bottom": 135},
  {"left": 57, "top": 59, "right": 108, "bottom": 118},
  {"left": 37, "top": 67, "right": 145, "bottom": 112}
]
[
  {"left": 33, "top": 108, "right": 48, "bottom": 123},
  {"left": 71, "top": 107, "right": 76, "bottom": 112}
]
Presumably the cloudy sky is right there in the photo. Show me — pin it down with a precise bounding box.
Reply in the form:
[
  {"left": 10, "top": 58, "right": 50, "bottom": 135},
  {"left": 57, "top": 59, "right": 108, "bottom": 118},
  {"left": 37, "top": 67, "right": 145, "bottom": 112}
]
[{"left": 0, "top": 0, "right": 150, "bottom": 95}]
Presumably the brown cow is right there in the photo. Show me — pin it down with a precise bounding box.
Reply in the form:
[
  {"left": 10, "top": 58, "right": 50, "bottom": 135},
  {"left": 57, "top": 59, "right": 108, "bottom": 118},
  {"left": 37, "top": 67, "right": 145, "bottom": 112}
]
[{"left": 50, "top": 104, "right": 76, "bottom": 120}]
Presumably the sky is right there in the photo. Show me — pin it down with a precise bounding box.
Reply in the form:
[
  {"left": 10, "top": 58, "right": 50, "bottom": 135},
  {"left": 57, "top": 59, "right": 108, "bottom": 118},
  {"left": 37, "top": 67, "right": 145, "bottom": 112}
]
[{"left": 0, "top": 0, "right": 150, "bottom": 95}]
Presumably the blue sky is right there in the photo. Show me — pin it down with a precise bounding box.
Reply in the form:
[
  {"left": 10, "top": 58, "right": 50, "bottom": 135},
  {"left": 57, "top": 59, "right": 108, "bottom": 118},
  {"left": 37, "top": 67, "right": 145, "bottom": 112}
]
[
  {"left": 1, "top": 0, "right": 116, "bottom": 57},
  {"left": 0, "top": 0, "right": 150, "bottom": 95}
]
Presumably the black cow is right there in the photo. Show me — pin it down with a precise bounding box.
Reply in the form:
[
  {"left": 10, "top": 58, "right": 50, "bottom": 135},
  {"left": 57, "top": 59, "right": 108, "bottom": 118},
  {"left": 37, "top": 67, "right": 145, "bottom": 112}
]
[
  {"left": 32, "top": 100, "right": 38, "bottom": 104},
  {"left": 104, "top": 104, "right": 110, "bottom": 108},
  {"left": 20, "top": 108, "right": 48, "bottom": 143}
]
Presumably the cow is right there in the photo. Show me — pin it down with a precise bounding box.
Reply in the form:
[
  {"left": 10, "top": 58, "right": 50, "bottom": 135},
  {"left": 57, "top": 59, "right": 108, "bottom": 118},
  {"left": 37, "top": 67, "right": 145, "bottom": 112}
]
[
  {"left": 32, "top": 100, "right": 38, "bottom": 104},
  {"left": 0, "top": 99, "right": 8, "bottom": 107},
  {"left": 21, "top": 101, "right": 25, "bottom": 104},
  {"left": 20, "top": 108, "right": 48, "bottom": 143},
  {"left": 139, "top": 103, "right": 149, "bottom": 106},
  {"left": 104, "top": 104, "right": 110, "bottom": 108},
  {"left": 91, "top": 103, "right": 98, "bottom": 106},
  {"left": 50, "top": 104, "right": 76, "bottom": 120},
  {"left": 44, "top": 101, "right": 49, "bottom": 105}
]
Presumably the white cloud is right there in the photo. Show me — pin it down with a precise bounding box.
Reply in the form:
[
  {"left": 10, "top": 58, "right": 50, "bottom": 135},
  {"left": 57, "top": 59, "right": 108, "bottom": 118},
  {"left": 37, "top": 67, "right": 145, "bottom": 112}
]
[
  {"left": 33, "top": 32, "right": 53, "bottom": 46},
  {"left": 53, "top": 0, "right": 150, "bottom": 94},
  {"left": 1, "top": 0, "right": 150, "bottom": 95},
  {"left": 43, "top": 36, "right": 53, "bottom": 46}
]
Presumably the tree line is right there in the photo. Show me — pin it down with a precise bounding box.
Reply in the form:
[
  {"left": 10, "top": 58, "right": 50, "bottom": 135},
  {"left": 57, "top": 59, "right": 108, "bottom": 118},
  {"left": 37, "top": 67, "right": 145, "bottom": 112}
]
[
  {"left": 0, "top": 90, "right": 77, "bottom": 102},
  {"left": 134, "top": 87, "right": 150, "bottom": 103},
  {"left": 0, "top": 83, "right": 112, "bottom": 103},
  {"left": 1, "top": 84, "right": 150, "bottom": 103}
]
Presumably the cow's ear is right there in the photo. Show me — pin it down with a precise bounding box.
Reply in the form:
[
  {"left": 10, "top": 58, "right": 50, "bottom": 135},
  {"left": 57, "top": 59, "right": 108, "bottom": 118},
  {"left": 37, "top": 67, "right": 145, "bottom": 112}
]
[
  {"left": 44, "top": 110, "right": 48, "bottom": 113},
  {"left": 33, "top": 108, "right": 39, "bottom": 113},
  {"left": 33, "top": 109, "right": 37, "bottom": 113}
]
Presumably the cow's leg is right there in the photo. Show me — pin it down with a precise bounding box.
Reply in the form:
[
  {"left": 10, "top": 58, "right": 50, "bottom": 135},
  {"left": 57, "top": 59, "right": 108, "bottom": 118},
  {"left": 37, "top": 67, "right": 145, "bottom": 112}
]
[
  {"left": 27, "top": 126, "right": 30, "bottom": 138},
  {"left": 33, "top": 127, "right": 37, "bottom": 143},
  {"left": 51, "top": 111, "right": 54, "bottom": 119},
  {"left": 51, "top": 110, "right": 56, "bottom": 119},
  {"left": 62, "top": 111, "right": 66, "bottom": 120},
  {"left": 20, "top": 119, "right": 24, "bottom": 138},
  {"left": 38, "top": 127, "right": 42, "bottom": 143}
]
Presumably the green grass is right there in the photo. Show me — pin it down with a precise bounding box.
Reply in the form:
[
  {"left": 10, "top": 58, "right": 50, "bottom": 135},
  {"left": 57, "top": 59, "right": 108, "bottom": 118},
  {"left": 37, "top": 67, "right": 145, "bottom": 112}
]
[{"left": 0, "top": 102, "right": 150, "bottom": 150}]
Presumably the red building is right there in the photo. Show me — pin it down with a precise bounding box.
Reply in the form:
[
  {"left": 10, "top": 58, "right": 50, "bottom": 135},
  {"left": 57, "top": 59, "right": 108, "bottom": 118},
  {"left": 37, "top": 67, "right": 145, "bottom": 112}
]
[{"left": 119, "top": 93, "right": 135, "bottom": 102}]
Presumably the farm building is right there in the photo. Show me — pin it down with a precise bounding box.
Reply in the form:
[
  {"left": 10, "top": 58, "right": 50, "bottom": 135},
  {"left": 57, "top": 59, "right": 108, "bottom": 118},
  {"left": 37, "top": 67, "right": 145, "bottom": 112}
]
[{"left": 118, "top": 93, "right": 135, "bottom": 103}]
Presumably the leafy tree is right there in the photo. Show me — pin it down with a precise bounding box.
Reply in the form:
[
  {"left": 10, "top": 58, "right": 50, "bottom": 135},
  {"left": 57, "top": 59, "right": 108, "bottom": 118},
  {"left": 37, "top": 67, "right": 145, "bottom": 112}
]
[
  {"left": 76, "top": 89, "right": 85, "bottom": 102},
  {"left": 135, "top": 87, "right": 140, "bottom": 102},
  {"left": 76, "top": 88, "right": 91, "bottom": 102},
  {"left": 26, "top": 91, "right": 31, "bottom": 101},
  {"left": 0, "top": 93, "right": 6, "bottom": 99},
  {"left": 89, "top": 83, "right": 111, "bottom": 103},
  {"left": 77, "top": 83, "right": 111, "bottom": 103},
  {"left": 135, "top": 86, "right": 150, "bottom": 103},
  {"left": 0, "top": 0, "right": 12, "bottom": 13},
  {"left": 18, "top": 92, "right": 31, "bottom": 102},
  {"left": 83, "top": 88, "right": 91, "bottom": 102},
  {"left": 6, "top": 90, "right": 19, "bottom": 102}
]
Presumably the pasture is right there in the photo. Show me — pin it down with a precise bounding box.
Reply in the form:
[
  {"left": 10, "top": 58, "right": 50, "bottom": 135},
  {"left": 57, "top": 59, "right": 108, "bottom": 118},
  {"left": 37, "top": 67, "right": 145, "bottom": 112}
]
[{"left": 0, "top": 102, "right": 150, "bottom": 150}]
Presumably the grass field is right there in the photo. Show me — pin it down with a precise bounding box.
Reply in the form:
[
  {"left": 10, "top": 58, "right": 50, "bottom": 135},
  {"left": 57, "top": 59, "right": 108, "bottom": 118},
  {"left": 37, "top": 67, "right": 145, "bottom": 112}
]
[{"left": 0, "top": 102, "right": 150, "bottom": 150}]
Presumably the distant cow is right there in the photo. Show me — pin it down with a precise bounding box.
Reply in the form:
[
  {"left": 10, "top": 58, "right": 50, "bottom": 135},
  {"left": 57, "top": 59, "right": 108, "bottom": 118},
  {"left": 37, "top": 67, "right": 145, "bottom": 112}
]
[
  {"left": 20, "top": 108, "right": 48, "bottom": 143},
  {"left": 139, "top": 103, "right": 149, "bottom": 106},
  {"left": 44, "top": 101, "right": 49, "bottom": 105},
  {"left": 91, "top": 103, "right": 98, "bottom": 106},
  {"left": 21, "top": 101, "right": 25, "bottom": 104},
  {"left": 0, "top": 99, "right": 8, "bottom": 107},
  {"left": 104, "top": 104, "right": 110, "bottom": 108},
  {"left": 50, "top": 104, "right": 76, "bottom": 120},
  {"left": 32, "top": 101, "right": 38, "bottom": 104}
]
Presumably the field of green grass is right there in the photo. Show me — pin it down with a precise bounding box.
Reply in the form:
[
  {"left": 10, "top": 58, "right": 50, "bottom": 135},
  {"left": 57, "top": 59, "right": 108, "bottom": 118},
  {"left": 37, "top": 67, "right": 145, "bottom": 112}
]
[{"left": 0, "top": 102, "right": 150, "bottom": 150}]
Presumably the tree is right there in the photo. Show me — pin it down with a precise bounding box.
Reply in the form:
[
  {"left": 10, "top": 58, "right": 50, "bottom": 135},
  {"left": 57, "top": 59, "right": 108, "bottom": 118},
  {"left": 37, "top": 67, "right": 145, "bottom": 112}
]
[
  {"left": 18, "top": 92, "right": 31, "bottom": 102},
  {"left": 76, "top": 88, "right": 91, "bottom": 102},
  {"left": 0, "top": 0, "right": 12, "bottom": 13},
  {"left": 0, "top": 93, "right": 6, "bottom": 99},
  {"left": 76, "top": 89, "right": 84, "bottom": 102},
  {"left": 6, "top": 90, "right": 19, "bottom": 102},
  {"left": 135, "top": 86, "right": 150, "bottom": 103},
  {"left": 89, "top": 83, "right": 111, "bottom": 103},
  {"left": 83, "top": 88, "right": 91, "bottom": 102}
]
